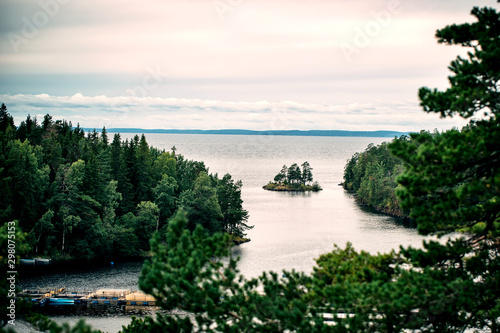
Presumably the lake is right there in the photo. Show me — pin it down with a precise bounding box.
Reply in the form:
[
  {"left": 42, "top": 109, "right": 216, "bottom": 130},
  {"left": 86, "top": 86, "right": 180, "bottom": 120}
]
[
  {"left": 18, "top": 133, "right": 427, "bottom": 332},
  {"left": 140, "top": 134, "right": 424, "bottom": 277}
]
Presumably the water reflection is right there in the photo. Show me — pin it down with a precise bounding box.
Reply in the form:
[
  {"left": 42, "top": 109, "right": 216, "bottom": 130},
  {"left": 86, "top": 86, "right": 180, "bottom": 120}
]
[
  {"left": 356, "top": 203, "right": 417, "bottom": 229},
  {"left": 282, "top": 191, "right": 314, "bottom": 198},
  {"left": 19, "top": 261, "right": 142, "bottom": 291}
]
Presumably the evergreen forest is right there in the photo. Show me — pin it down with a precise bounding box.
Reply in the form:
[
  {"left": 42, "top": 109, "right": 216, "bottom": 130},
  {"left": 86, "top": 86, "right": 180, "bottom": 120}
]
[
  {"left": 0, "top": 109, "right": 252, "bottom": 261},
  {"left": 343, "top": 140, "right": 406, "bottom": 217},
  {"left": 1, "top": 5, "right": 499, "bottom": 332}
]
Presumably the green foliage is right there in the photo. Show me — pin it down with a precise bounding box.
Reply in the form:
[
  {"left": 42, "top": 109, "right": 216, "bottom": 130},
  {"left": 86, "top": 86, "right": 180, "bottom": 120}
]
[
  {"left": 2, "top": 139, "right": 50, "bottom": 230},
  {"left": 388, "top": 6, "right": 500, "bottom": 330},
  {"left": 311, "top": 181, "right": 322, "bottom": 192},
  {"left": 301, "top": 161, "right": 313, "bottom": 184},
  {"left": 217, "top": 174, "right": 253, "bottom": 238},
  {"left": 418, "top": 7, "right": 499, "bottom": 119},
  {"left": 343, "top": 141, "right": 406, "bottom": 217},
  {"left": 179, "top": 172, "right": 223, "bottom": 233},
  {"left": 267, "top": 161, "right": 321, "bottom": 192},
  {"left": 32, "top": 210, "right": 55, "bottom": 255},
  {"left": 0, "top": 111, "right": 250, "bottom": 261},
  {"left": 135, "top": 210, "right": 322, "bottom": 332},
  {"left": 389, "top": 6, "right": 499, "bottom": 240},
  {"left": 136, "top": 134, "right": 153, "bottom": 202},
  {"left": 287, "top": 163, "right": 302, "bottom": 184},
  {"left": 273, "top": 165, "right": 287, "bottom": 183},
  {"left": 0, "top": 104, "right": 14, "bottom": 134},
  {"left": 3, "top": 9, "right": 498, "bottom": 333},
  {"left": 263, "top": 182, "right": 321, "bottom": 192},
  {"left": 127, "top": 211, "right": 500, "bottom": 332},
  {"left": 390, "top": 125, "right": 499, "bottom": 237},
  {"left": 153, "top": 174, "right": 177, "bottom": 229},
  {"left": 123, "top": 6, "right": 500, "bottom": 332},
  {"left": 135, "top": 201, "right": 160, "bottom": 251}
]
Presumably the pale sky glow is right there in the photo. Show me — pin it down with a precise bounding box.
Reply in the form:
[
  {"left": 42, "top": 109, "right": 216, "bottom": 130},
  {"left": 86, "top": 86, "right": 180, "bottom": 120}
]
[{"left": 1, "top": 0, "right": 497, "bottom": 131}]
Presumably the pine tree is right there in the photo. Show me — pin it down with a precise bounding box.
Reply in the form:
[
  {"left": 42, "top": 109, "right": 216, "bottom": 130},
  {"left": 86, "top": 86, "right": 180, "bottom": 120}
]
[
  {"left": 153, "top": 174, "right": 178, "bottom": 228},
  {"left": 389, "top": 6, "right": 500, "bottom": 330},
  {"left": 4, "top": 140, "right": 50, "bottom": 231},
  {"left": 100, "top": 127, "right": 109, "bottom": 148},
  {"left": 0, "top": 103, "right": 14, "bottom": 133},
  {"left": 110, "top": 133, "right": 122, "bottom": 180},
  {"left": 287, "top": 163, "right": 301, "bottom": 184},
  {"left": 301, "top": 161, "right": 313, "bottom": 185},
  {"left": 273, "top": 165, "right": 287, "bottom": 183},
  {"left": 136, "top": 134, "right": 153, "bottom": 202},
  {"left": 123, "top": 6, "right": 500, "bottom": 332},
  {"left": 118, "top": 139, "right": 137, "bottom": 214},
  {"left": 179, "top": 172, "right": 223, "bottom": 233},
  {"left": 217, "top": 173, "right": 252, "bottom": 237}
]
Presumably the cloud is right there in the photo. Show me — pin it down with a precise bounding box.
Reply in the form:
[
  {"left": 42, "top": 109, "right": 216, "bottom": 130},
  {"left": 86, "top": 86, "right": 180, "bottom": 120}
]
[
  {"left": 1, "top": 93, "right": 467, "bottom": 132},
  {"left": 0, "top": 0, "right": 494, "bottom": 132}
]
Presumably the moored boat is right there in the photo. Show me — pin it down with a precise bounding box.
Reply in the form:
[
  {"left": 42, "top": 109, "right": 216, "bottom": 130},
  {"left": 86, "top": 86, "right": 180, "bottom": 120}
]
[
  {"left": 35, "top": 258, "right": 51, "bottom": 265},
  {"left": 19, "top": 259, "right": 35, "bottom": 266},
  {"left": 49, "top": 298, "right": 75, "bottom": 305}
]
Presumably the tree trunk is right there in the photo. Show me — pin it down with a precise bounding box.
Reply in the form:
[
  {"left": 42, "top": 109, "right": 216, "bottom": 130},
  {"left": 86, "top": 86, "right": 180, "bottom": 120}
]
[
  {"left": 62, "top": 229, "right": 65, "bottom": 252},
  {"left": 36, "top": 234, "right": 41, "bottom": 254}
]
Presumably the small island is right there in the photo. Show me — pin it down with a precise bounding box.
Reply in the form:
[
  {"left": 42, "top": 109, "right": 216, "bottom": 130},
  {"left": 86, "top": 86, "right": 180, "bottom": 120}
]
[{"left": 263, "top": 162, "right": 322, "bottom": 192}]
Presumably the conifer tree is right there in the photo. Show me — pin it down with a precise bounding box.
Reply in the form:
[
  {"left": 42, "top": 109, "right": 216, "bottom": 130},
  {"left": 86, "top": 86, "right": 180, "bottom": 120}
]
[
  {"left": 388, "top": 6, "right": 500, "bottom": 329},
  {"left": 0, "top": 103, "right": 14, "bottom": 132},
  {"left": 153, "top": 174, "right": 178, "bottom": 228},
  {"left": 136, "top": 134, "right": 153, "bottom": 202},
  {"left": 301, "top": 161, "right": 313, "bottom": 185},
  {"left": 123, "top": 6, "right": 500, "bottom": 332},
  {"left": 217, "top": 173, "right": 252, "bottom": 237},
  {"left": 110, "top": 133, "right": 122, "bottom": 180},
  {"left": 273, "top": 165, "right": 287, "bottom": 183},
  {"left": 390, "top": 6, "right": 499, "bottom": 238},
  {"left": 179, "top": 172, "right": 223, "bottom": 233}
]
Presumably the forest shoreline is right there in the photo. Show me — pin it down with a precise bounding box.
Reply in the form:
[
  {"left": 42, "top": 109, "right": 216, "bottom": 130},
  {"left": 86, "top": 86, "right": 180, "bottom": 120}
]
[{"left": 343, "top": 186, "right": 415, "bottom": 226}]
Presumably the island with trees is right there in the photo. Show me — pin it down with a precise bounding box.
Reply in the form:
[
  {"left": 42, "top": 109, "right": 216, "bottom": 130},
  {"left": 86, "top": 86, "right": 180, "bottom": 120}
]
[
  {"left": 263, "top": 161, "right": 322, "bottom": 192},
  {"left": 122, "top": 7, "right": 499, "bottom": 332},
  {"left": 1, "top": 5, "right": 499, "bottom": 332}
]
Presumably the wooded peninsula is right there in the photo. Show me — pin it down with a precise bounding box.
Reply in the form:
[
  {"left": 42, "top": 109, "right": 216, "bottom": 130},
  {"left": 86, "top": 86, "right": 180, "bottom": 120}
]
[
  {"left": 343, "top": 140, "right": 407, "bottom": 218},
  {"left": 0, "top": 107, "right": 253, "bottom": 262}
]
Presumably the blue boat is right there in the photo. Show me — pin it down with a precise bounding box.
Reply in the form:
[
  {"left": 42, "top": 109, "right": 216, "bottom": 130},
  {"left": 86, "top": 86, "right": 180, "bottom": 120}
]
[
  {"left": 19, "top": 259, "right": 36, "bottom": 266},
  {"left": 49, "top": 298, "right": 75, "bottom": 305}
]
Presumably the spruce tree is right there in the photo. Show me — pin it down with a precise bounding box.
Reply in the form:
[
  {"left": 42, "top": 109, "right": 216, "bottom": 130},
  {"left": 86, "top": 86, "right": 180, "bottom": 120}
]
[{"left": 0, "top": 103, "right": 14, "bottom": 133}]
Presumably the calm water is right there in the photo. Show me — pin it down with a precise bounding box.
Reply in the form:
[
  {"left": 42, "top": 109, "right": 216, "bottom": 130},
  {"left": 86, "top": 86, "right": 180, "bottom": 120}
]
[
  {"left": 140, "top": 134, "right": 424, "bottom": 277},
  {"left": 18, "top": 134, "right": 427, "bottom": 332}
]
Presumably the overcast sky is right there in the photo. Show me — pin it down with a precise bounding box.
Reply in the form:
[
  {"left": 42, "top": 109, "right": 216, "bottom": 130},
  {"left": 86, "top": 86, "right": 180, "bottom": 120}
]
[{"left": 1, "top": 0, "right": 497, "bottom": 131}]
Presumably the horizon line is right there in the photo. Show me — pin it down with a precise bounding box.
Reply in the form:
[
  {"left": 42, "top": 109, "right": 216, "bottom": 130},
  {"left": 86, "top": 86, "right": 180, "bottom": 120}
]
[{"left": 81, "top": 128, "right": 409, "bottom": 138}]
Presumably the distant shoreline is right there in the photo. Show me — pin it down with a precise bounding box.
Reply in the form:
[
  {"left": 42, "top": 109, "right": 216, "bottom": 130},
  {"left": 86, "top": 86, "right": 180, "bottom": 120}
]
[{"left": 82, "top": 128, "right": 407, "bottom": 138}]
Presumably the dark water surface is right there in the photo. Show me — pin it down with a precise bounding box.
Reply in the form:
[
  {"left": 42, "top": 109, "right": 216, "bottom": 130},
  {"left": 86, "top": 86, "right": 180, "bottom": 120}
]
[{"left": 18, "top": 134, "right": 427, "bottom": 332}]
